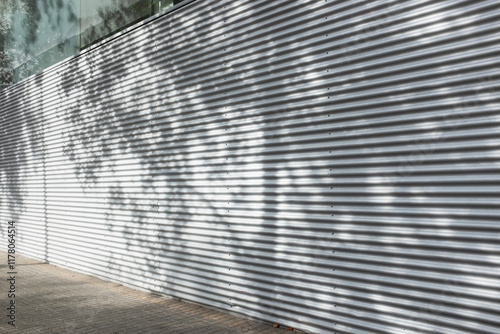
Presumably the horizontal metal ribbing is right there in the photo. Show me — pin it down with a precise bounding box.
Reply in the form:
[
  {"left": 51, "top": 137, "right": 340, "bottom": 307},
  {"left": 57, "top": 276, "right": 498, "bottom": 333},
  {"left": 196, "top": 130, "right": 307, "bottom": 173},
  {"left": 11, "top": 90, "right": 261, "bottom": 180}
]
[{"left": 1, "top": 0, "right": 500, "bottom": 333}]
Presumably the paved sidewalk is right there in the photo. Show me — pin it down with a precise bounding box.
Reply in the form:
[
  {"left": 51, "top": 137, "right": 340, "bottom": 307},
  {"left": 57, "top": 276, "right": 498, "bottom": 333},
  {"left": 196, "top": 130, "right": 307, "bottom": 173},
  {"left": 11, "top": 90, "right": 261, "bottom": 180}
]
[{"left": 0, "top": 252, "right": 292, "bottom": 334}]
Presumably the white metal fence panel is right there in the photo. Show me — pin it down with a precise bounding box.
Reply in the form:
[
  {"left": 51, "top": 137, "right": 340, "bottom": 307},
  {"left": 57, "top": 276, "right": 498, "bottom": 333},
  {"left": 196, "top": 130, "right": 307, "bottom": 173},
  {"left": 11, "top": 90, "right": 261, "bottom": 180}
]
[{"left": 1, "top": 0, "right": 500, "bottom": 333}]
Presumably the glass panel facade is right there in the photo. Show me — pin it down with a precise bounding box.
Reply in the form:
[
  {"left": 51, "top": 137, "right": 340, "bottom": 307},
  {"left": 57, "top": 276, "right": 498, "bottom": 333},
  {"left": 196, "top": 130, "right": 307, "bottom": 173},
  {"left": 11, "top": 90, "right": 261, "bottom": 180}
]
[
  {"left": 8, "top": 0, "right": 80, "bottom": 84},
  {"left": 0, "top": 0, "right": 184, "bottom": 89},
  {"left": 80, "top": 0, "right": 151, "bottom": 48}
]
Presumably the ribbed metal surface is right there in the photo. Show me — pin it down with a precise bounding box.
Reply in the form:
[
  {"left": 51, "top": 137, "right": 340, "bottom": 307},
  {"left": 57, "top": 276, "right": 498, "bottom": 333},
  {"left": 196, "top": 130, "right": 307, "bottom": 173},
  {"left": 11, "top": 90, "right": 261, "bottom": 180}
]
[{"left": 1, "top": 0, "right": 500, "bottom": 333}]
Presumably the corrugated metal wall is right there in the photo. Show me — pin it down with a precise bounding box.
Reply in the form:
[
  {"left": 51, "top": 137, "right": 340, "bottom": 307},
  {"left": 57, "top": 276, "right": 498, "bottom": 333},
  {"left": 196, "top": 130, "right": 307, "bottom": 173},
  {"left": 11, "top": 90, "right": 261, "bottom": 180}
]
[{"left": 1, "top": 0, "right": 500, "bottom": 333}]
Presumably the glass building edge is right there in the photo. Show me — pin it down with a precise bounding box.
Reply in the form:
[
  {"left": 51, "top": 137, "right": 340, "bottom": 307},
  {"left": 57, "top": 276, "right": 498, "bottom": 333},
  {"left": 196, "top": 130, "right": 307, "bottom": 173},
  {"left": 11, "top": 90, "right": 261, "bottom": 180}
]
[
  {"left": 77, "top": 0, "right": 192, "bottom": 61},
  {"left": 0, "top": 0, "right": 187, "bottom": 90}
]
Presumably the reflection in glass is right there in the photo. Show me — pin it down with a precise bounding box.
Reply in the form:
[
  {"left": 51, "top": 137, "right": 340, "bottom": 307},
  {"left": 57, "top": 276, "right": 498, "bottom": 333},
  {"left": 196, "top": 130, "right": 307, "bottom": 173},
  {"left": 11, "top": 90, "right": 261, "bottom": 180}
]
[
  {"left": 0, "top": 0, "right": 184, "bottom": 88},
  {"left": 1, "top": 0, "right": 79, "bottom": 87},
  {"left": 80, "top": 0, "right": 151, "bottom": 48}
]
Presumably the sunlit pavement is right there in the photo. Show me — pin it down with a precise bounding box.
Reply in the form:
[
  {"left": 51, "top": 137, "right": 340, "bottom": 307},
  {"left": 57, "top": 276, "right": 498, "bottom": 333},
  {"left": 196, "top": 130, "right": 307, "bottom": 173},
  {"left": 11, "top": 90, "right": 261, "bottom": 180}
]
[{"left": 0, "top": 252, "right": 292, "bottom": 334}]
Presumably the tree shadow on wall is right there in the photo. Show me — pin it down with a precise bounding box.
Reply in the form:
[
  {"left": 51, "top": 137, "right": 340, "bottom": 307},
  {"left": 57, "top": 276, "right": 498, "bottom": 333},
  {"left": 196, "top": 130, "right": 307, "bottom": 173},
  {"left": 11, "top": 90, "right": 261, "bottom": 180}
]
[
  {"left": 0, "top": 73, "right": 47, "bottom": 260},
  {"left": 49, "top": 1, "right": 500, "bottom": 334},
  {"left": 59, "top": 1, "right": 169, "bottom": 289},
  {"left": 54, "top": 0, "right": 338, "bottom": 329}
]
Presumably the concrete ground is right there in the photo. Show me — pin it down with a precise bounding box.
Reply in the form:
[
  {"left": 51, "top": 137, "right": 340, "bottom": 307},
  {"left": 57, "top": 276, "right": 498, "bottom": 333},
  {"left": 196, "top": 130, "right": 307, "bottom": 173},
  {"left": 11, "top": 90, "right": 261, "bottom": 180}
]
[{"left": 0, "top": 252, "right": 292, "bottom": 334}]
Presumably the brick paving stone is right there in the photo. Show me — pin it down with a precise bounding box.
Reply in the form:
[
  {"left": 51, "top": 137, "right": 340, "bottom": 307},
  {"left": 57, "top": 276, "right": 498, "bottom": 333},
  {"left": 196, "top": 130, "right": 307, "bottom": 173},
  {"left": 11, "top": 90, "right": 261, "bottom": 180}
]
[{"left": 0, "top": 252, "right": 297, "bottom": 334}]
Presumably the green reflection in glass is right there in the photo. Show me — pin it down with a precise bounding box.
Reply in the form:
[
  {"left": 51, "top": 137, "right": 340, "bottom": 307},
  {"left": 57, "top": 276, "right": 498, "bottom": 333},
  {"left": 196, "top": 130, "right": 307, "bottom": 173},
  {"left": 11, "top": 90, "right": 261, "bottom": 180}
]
[
  {"left": 0, "top": 0, "right": 184, "bottom": 89},
  {"left": 80, "top": 0, "right": 152, "bottom": 48},
  {"left": 1, "top": 0, "right": 79, "bottom": 88}
]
